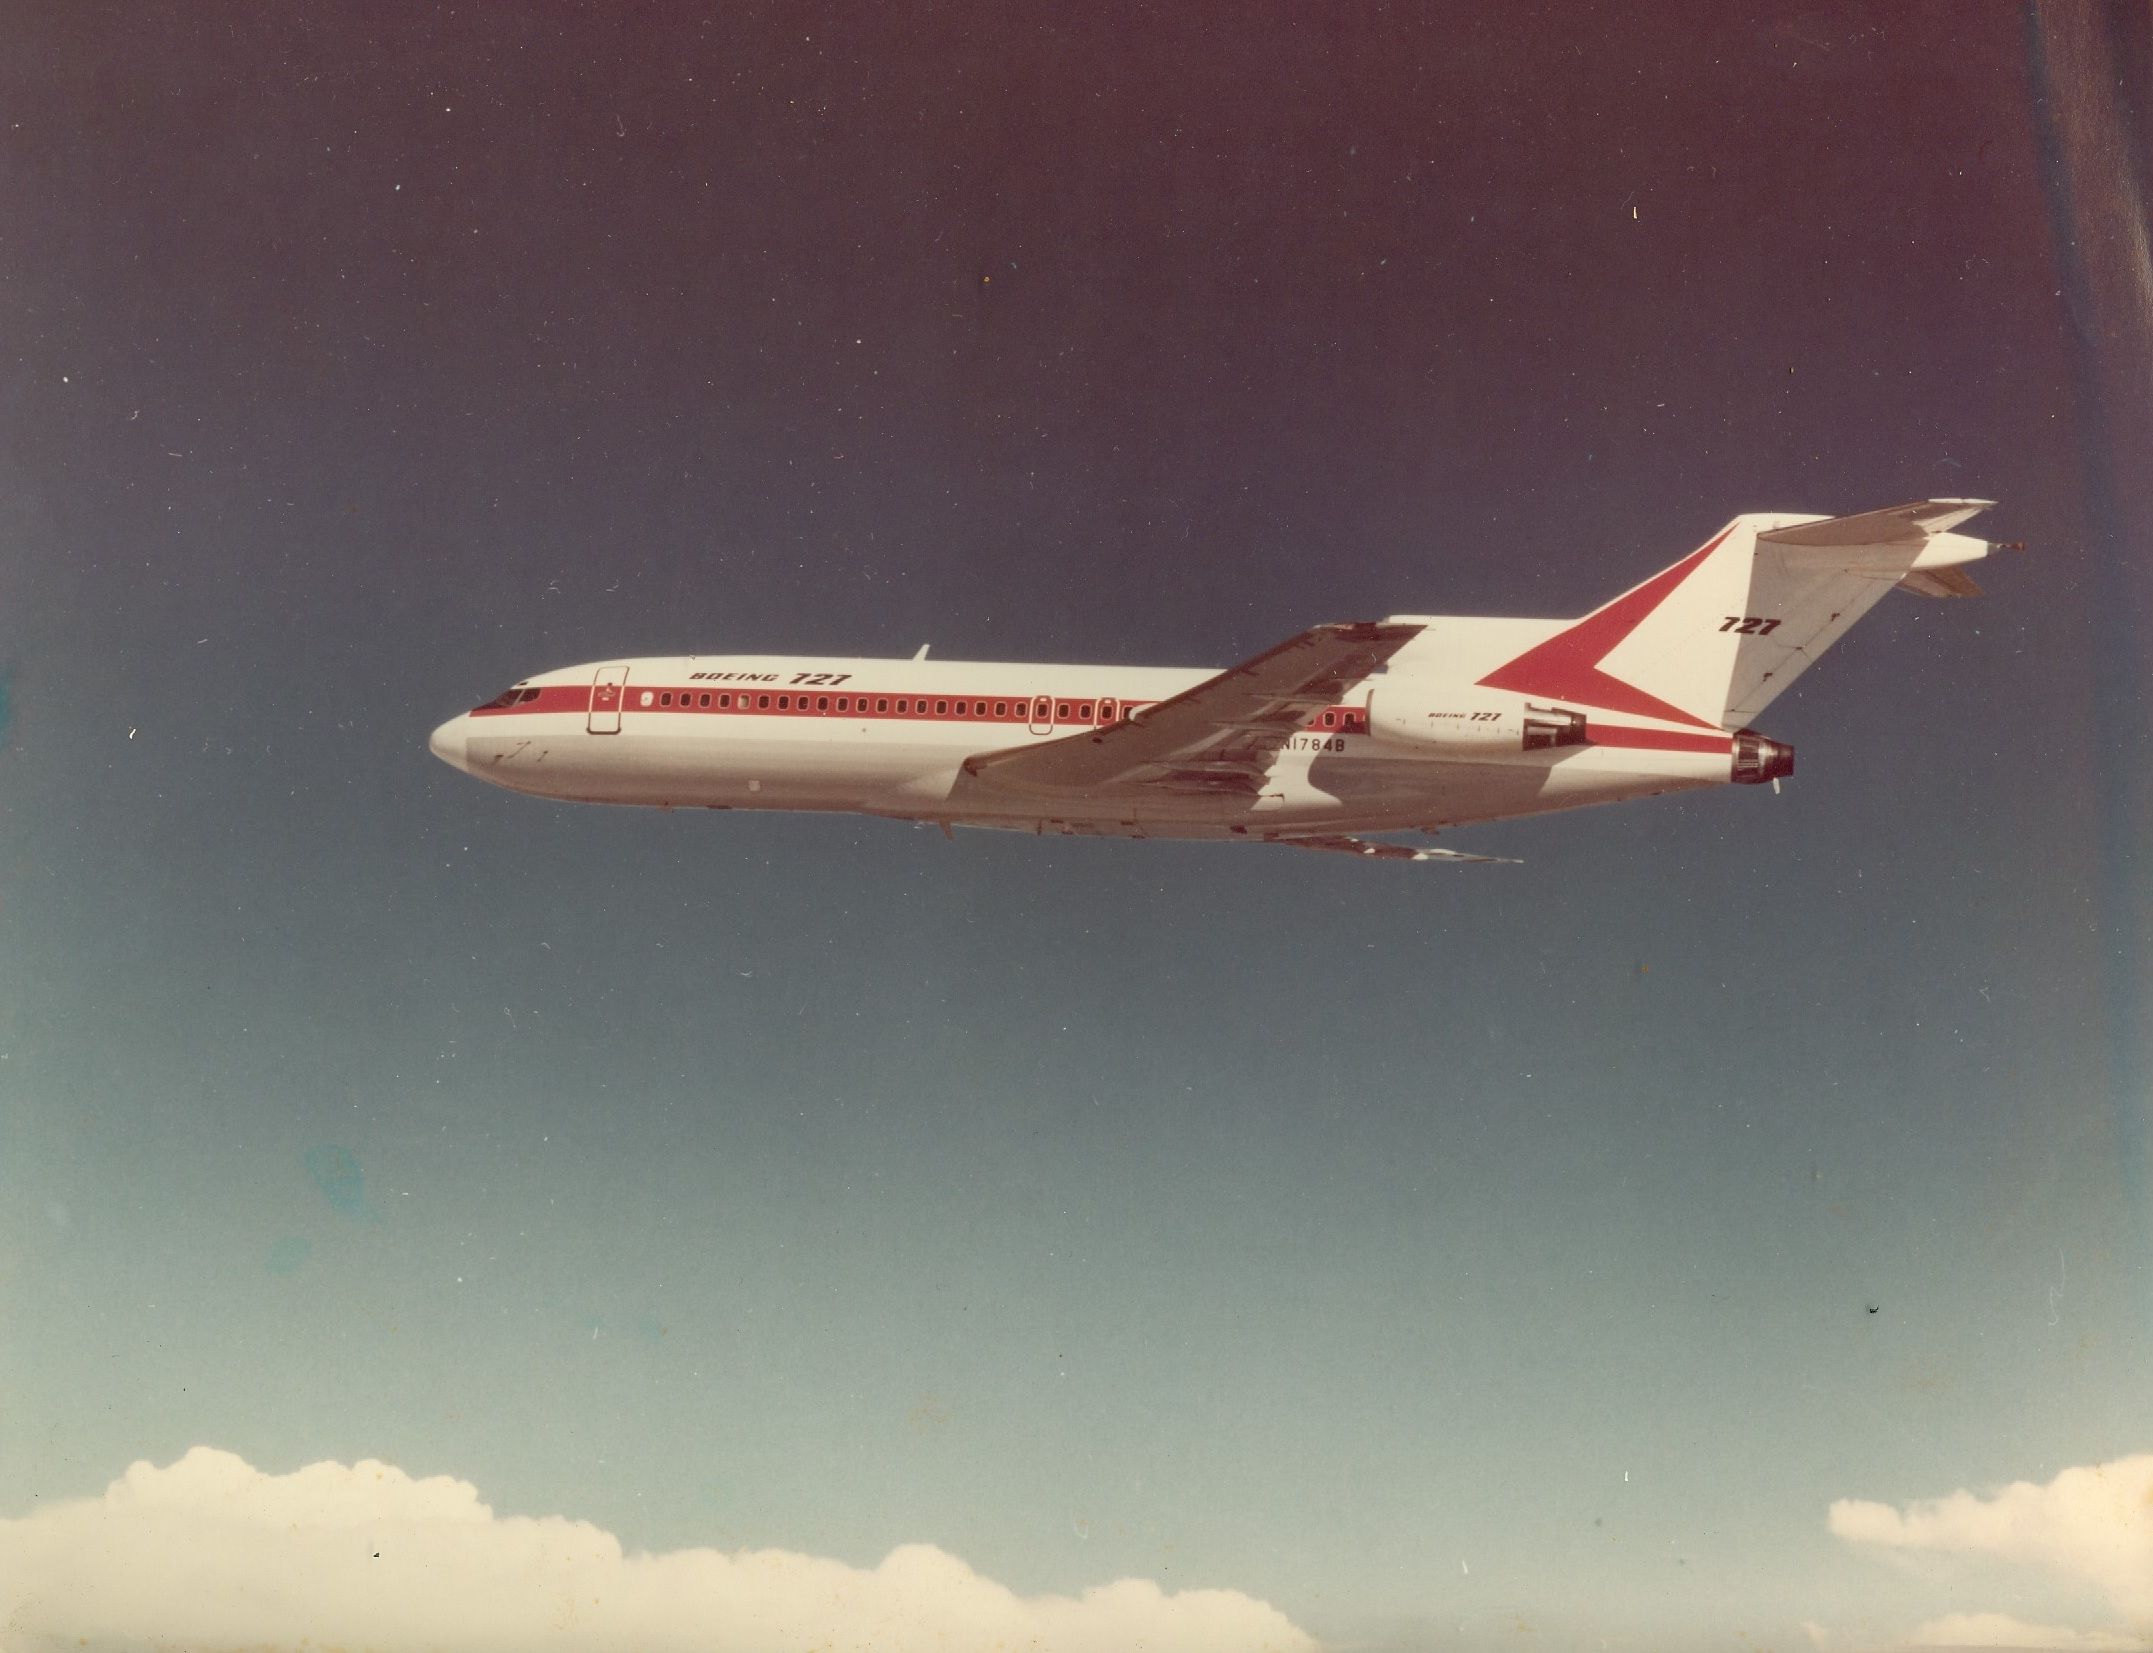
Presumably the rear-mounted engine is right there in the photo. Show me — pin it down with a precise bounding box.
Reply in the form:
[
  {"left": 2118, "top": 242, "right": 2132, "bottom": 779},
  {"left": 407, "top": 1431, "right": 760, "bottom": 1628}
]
[
  {"left": 1522, "top": 706, "right": 1588, "bottom": 750},
  {"left": 1731, "top": 729, "right": 1795, "bottom": 785},
  {"left": 1364, "top": 686, "right": 1588, "bottom": 757}
]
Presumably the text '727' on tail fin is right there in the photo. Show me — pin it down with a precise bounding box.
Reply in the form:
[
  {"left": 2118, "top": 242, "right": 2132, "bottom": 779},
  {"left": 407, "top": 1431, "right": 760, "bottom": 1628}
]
[{"left": 1477, "top": 499, "right": 2002, "bottom": 730}]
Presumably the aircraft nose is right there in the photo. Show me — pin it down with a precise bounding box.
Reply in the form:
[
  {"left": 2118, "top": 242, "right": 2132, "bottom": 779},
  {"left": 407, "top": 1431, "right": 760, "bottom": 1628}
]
[{"left": 428, "top": 715, "right": 471, "bottom": 774}]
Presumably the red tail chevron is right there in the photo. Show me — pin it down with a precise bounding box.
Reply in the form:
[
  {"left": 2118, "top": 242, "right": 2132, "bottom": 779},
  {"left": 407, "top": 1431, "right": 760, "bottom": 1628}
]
[{"left": 1474, "top": 527, "right": 1732, "bottom": 727}]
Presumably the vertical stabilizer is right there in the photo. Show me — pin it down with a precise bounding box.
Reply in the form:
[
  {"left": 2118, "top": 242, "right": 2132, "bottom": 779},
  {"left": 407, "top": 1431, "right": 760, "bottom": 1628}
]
[{"left": 1477, "top": 501, "right": 1999, "bottom": 729}]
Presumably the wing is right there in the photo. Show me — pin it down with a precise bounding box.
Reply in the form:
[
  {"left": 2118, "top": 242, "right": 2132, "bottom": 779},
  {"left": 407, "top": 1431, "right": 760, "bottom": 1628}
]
[{"left": 964, "top": 621, "right": 1423, "bottom": 799}]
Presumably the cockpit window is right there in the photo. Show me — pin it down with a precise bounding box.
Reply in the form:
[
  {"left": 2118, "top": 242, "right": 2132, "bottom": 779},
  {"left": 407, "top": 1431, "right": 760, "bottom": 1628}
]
[{"left": 474, "top": 686, "right": 523, "bottom": 711}]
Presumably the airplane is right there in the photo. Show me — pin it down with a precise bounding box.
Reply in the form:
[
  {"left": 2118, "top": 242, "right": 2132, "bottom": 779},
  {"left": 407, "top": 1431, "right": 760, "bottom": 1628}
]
[{"left": 428, "top": 499, "right": 2009, "bottom": 863}]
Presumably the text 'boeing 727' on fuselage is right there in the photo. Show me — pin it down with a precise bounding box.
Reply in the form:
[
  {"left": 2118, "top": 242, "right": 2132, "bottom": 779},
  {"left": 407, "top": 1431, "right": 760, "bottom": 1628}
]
[{"left": 428, "top": 500, "right": 2009, "bottom": 863}]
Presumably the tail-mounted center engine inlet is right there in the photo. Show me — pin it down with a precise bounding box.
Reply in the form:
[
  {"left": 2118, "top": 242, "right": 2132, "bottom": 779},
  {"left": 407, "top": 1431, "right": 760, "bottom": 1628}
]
[{"left": 1731, "top": 729, "right": 1795, "bottom": 785}]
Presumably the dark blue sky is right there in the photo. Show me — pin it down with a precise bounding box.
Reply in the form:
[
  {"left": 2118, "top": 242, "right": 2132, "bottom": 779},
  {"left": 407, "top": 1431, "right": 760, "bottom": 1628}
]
[{"left": 2, "top": 5, "right": 2147, "bottom": 1649}]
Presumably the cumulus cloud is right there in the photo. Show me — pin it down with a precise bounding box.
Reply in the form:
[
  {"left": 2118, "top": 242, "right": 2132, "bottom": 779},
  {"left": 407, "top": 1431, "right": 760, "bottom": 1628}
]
[
  {"left": 0, "top": 1446, "right": 1316, "bottom": 1653},
  {"left": 1829, "top": 1453, "right": 2153, "bottom": 1627}
]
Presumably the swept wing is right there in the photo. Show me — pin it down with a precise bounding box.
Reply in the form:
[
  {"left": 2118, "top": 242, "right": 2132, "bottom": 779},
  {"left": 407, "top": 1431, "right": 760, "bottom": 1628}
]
[{"left": 965, "top": 620, "right": 1422, "bottom": 799}]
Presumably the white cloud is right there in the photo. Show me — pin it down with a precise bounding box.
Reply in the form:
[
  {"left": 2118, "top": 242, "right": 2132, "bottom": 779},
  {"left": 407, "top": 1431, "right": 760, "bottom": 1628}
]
[
  {"left": 1829, "top": 1453, "right": 2153, "bottom": 1626},
  {"left": 1903, "top": 1611, "right": 2150, "bottom": 1650},
  {"left": 0, "top": 1446, "right": 1316, "bottom": 1653}
]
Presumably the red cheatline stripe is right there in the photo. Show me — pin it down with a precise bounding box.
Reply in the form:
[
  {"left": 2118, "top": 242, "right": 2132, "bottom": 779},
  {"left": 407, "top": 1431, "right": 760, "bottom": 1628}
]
[
  {"left": 472, "top": 688, "right": 1731, "bottom": 750},
  {"left": 1584, "top": 722, "right": 1732, "bottom": 753},
  {"left": 472, "top": 684, "right": 1732, "bottom": 756},
  {"left": 470, "top": 686, "right": 1386, "bottom": 734},
  {"left": 1476, "top": 527, "right": 1734, "bottom": 728},
  {"left": 475, "top": 688, "right": 1731, "bottom": 753},
  {"left": 468, "top": 685, "right": 593, "bottom": 716}
]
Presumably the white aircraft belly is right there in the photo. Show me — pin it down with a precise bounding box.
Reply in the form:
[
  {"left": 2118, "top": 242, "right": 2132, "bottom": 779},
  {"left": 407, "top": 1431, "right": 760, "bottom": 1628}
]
[
  {"left": 957, "top": 743, "right": 1726, "bottom": 836},
  {"left": 468, "top": 716, "right": 974, "bottom": 810},
  {"left": 465, "top": 716, "right": 1726, "bottom": 832}
]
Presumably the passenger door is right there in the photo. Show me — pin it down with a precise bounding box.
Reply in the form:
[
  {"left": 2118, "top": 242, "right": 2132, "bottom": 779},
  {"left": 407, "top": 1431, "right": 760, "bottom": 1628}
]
[{"left": 588, "top": 665, "right": 629, "bottom": 734}]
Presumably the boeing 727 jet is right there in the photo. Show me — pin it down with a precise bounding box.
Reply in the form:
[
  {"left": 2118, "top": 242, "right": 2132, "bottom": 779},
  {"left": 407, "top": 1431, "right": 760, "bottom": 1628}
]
[{"left": 429, "top": 499, "right": 2007, "bottom": 862}]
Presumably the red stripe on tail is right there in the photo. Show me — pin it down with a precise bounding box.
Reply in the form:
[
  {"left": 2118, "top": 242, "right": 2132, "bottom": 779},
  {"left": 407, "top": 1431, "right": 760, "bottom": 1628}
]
[{"left": 1475, "top": 528, "right": 1732, "bottom": 728}]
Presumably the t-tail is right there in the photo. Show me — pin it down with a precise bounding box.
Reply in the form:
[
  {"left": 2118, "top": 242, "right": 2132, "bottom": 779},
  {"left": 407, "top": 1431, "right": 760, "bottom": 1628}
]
[{"left": 1475, "top": 499, "right": 2009, "bottom": 743}]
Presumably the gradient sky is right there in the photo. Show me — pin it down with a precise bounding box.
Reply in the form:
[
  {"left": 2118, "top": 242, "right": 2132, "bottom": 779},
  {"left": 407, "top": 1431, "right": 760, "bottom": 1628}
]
[{"left": 2, "top": 4, "right": 2148, "bottom": 1649}]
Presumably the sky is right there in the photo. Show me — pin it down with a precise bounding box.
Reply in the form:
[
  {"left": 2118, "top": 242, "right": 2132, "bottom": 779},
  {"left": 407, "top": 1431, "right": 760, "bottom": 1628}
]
[{"left": 1, "top": 4, "right": 2149, "bottom": 1650}]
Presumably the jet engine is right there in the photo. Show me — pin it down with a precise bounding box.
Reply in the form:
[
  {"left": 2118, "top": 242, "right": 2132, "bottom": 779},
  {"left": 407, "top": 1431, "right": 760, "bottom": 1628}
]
[
  {"left": 1730, "top": 729, "right": 1795, "bottom": 785},
  {"left": 1364, "top": 687, "right": 1588, "bottom": 756}
]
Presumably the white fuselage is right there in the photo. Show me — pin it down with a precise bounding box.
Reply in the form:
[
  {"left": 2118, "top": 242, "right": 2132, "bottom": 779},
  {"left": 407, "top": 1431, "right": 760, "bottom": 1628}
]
[{"left": 427, "top": 644, "right": 1742, "bottom": 842}]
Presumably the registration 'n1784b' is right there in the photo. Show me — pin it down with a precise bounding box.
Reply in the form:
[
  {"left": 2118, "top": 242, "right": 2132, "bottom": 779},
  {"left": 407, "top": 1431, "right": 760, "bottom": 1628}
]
[{"left": 429, "top": 499, "right": 2009, "bottom": 864}]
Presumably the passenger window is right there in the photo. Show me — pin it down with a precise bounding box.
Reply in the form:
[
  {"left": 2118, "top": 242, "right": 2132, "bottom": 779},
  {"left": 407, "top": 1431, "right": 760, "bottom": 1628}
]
[
  {"left": 639, "top": 691, "right": 655, "bottom": 707},
  {"left": 993, "top": 701, "right": 1007, "bottom": 717},
  {"left": 697, "top": 693, "right": 709, "bottom": 708},
  {"left": 1077, "top": 702, "right": 1093, "bottom": 721},
  {"left": 1322, "top": 711, "right": 1336, "bottom": 727},
  {"left": 719, "top": 694, "right": 732, "bottom": 709},
  {"left": 757, "top": 694, "right": 771, "bottom": 709},
  {"left": 876, "top": 698, "right": 889, "bottom": 713},
  {"left": 935, "top": 699, "right": 947, "bottom": 715},
  {"left": 817, "top": 696, "right": 829, "bottom": 711},
  {"left": 1056, "top": 703, "right": 1071, "bottom": 720}
]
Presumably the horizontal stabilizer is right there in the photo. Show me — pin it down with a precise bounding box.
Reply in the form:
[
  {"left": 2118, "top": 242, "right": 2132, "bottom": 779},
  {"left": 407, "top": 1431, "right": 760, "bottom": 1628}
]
[{"left": 1759, "top": 498, "right": 1995, "bottom": 547}]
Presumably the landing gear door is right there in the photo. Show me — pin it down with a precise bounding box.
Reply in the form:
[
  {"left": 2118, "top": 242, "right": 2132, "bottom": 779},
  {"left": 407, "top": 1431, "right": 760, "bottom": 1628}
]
[{"left": 588, "top": 665, "right": 628, "bottom": 734}]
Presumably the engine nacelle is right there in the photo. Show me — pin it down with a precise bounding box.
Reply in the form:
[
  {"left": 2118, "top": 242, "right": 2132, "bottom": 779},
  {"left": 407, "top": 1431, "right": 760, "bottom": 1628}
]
[
  {"left": 1730, "top": 728, "right": 1795, "bottom": 785},
  {"left": 1364, "top": 687, "right": 1589, "bottom": 756}
]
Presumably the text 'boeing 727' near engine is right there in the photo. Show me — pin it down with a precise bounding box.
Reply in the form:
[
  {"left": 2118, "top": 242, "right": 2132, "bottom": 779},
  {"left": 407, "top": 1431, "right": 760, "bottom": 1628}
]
[{"left": 429, "top": 500, "right": 2010, "bottom": 863}]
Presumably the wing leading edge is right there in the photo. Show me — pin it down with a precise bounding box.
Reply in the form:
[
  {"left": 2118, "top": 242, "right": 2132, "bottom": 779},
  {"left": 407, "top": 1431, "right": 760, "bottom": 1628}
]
[{"left": 1756, "top": 497, "right": 1995, "bottom": 547}]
